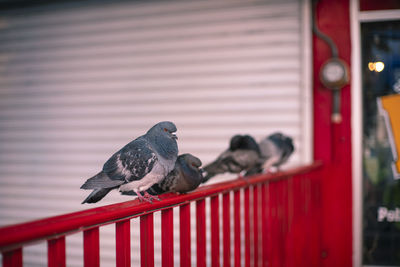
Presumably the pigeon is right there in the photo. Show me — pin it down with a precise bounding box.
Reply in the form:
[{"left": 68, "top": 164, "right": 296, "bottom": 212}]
[
  {"left": 246, "top": 132, "right": 294, "bottom": 175},
  {"left": 80, "top": 121, "right": 178, "bottom": 203},
  {"left": 202, "top": 134, "right": 262, "bottom": 183},
  {"left": 122, "top": 153, "right": 203, "bottom": 196}
]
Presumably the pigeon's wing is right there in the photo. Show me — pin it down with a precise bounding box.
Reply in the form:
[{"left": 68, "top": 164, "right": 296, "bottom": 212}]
[
  {"left": 103, "top": 138, "right": 158, "bottom": 182},
  {"left": 161, "top": 166, "right": 182, "bottom": 193}
]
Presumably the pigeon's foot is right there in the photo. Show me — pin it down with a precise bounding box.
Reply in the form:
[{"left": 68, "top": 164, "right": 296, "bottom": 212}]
[
  {"left": 135, "top": 190, "right": 160, "bottom": 203},
  {"left": 144, "top": 191, "right": 160, "bottom": 201},
  {"left": 135, "top": 190, "right": 153, "bottom": 203}
]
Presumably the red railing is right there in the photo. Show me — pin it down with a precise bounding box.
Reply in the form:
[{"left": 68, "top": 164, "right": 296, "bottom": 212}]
[{"left": 0, "top": 162, "right": 323, "bottom": 267}]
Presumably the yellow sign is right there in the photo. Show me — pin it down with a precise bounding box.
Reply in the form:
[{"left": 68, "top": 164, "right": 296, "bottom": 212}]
[{"left": 378, "top": 94, "right": 400, "bottom": 179}]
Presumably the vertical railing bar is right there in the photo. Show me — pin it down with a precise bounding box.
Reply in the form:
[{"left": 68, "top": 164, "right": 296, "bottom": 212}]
[
  {"left": 84, "top": 227, "right": 100, "bottom": 267},
  {"left": 262, "top": 183, "right": 269, "bottom": 267},
  {"left": 196, "top": 199, "right": 206, "bottom": 267},
  {"left": 286, "top": 177, "right": 294, "bottom": 267},
  {"left": 211, "top": 195, "right": 220, "bottom": 267},
  {"left": 253, "top": 185, "right": 259, "bottom": 267},
  {"left": 161, "top": 208, "right": 174, "bottom": 267},
  {"left": 281, "top": 179, "right": 289, "bottom": 267},
  {"left": 116, "top": 219, "right": 131, "bottom": 267},
  {"left": 140, "top": 214, "right": 154, "bottom": 267},
  {"left": 234, "top": 190, "right": 241, "bottom": 267},
  {"left": 48, "top": 236, "right": 66, "bottom": 267},
  {"left": 180, "top": 203, "right": 191, "bottom": 267},
  {"left": 222, "top": 192, "right": 231, "bottom": 267},
  {"left": 244, "top": 187, "right": 251, "bottom": 267},
  {"left": 2, "top": 248, "right": 22, "bottom": 267}
]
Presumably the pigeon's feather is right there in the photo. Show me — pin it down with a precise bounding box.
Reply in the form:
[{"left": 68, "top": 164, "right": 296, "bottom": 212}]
[
  {"left": 121, "top": 153, "right": 203, "bottom": 196},
  {"left": 103, "top": 138, "right": 158, "bottom": 182},
  {"left": 165, "top": 154, "right": 203, "bottom": 193},
  {"left": 246, "top": 132, "right": 294, "bottom": 175},
  {"left": 203, "top": 135, "right": 261, "bottom": 182},
  {"left": 81, "top": 188, "right": 115, "bottom": 204},
  {"left": 80, "top": 171, "right": 124, "bottom": 189}
]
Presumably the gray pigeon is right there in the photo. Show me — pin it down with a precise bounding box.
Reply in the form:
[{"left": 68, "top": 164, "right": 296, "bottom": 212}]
[
  {"left": 122, "top": 153, "right": 203, "bottom": 196},
  {"left": 202, "top": 134, "right": 262, "bottom": 183},
  {"left": 80, "top": 121, "right": 178, "bottom": 203},
  {"left": 246, "top": 132, "right": 294, "bottom": 175}
]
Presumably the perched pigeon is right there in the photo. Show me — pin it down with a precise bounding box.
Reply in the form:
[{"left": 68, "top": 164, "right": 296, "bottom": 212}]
[
  {"left": 202, "top": 134, "right": 262, "bottom": 183},
  {"left": 80, "top": 121, "right": 178, "bottom": 203},
  {"left": 246, "top": 132, "right": 294, "bottom": 175},
  {"left": 122, "top": 153, "right": 203, "bottom": 196}
]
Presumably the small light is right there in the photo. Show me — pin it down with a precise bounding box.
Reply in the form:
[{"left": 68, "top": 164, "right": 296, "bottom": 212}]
[
  {"left": 375, "top": 61, "right": 384, "bottom": 72},
  {"left": 368, "top": 61, "right": 385, "bottom": 72},
  {"left": 368, "top": 62, "right": 375, "bottom": 71}
]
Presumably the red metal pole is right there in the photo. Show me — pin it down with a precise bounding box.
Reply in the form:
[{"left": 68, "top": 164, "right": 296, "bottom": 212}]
[
  {"left": 180, "top": 203, "right": 191, "bottom": 267},
  {"left": 116, "top": 219, "right": 131, "bottom": 267},
  {"left": 196, "top": 199, "right": 206, "bottom": 267},
  {"left": 2, "top": 248, "right": 22, "bottom": 267},
  {"left": 280, "top": 179, "right": 289, "bottom": 267},
  {"left": 140, "top": 214, "right": 154, "bottom": 267},
  {"left": 161, "top": 208, "right": 174, "bottom": 267},
  {"left": 84, "top": 227, "right": 100, "bottom": 267},
  {"left": 211, "top": 195, "right": 220, "bottom": 267},
  {"left": 222, "top": 192, "right": 231, "bottom": 267},
  {"left": 261, "top": 183, "right": 268, "bottom": 267},
  {"left": 266, "top": 183, "right": 276, "bottom": 267},
  {"left": 286, "top": 178, "right": 294, "bottom": 267},
  {"left": 234, "top": 190, "right": 241, "bottom": 267},
  {"left": 244, "top": 187, "right": 250, "bottom": 267},
  {"left": 253, "top": 185, "right": 259, "bottom": 267},
  {"left": 48, "top": 236, "right": 66, "bottom": 267}
]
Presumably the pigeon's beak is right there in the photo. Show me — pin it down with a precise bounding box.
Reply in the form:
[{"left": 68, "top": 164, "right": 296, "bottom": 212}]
[
  {"left": 172, "top": 133, "right": 178, "bottom": 140},
  {"left": 199, "top": 168, "right": 205, "bottom": 175}
]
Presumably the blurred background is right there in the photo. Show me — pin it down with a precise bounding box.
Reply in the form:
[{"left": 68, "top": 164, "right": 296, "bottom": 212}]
[{"left": 0, "top": 0, "right": 311, "bottom": 265}]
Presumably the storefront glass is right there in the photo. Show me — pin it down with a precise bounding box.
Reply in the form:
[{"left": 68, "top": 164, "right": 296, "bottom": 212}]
[{"left": 362, "top": 21, "right": 400, "bottom": 266}]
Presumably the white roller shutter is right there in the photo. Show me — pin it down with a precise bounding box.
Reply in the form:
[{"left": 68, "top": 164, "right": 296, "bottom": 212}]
[{"left": 0, "top": 0, "right": 311, "bottom": 265}]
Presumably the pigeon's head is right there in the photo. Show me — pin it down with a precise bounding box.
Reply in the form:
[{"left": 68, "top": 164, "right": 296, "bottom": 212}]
[
  {"left": 148, "top": 121, "right": 178, "bottom": 140},
  {"left": 179, "top": 153, "right": 204, "bottom": 184},
  {"left": 229, "top": 134, "right": 260, "bottom": 154},
  {"left": 181, "top": 153, "right": 202, "bottom": 169},
  {"left": 268, "top": 132, "right": 284, "bottom": 141}
]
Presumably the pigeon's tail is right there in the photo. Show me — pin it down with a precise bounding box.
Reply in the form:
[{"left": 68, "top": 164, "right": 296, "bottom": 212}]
[
  {"left": 80, "top": 172, "right": 124, "bottom": 189},
  {"left": 202, "top": 164, "right": 219, "bottom": 183},
  {"left": 244, "top": 164, "right": 263, "bottom": 177},
  {"left": 202, "top": 172, "right": 216, "bottom": 183},
  {"left": 82, "top": 188, "right": 113, "bottom": 204}
]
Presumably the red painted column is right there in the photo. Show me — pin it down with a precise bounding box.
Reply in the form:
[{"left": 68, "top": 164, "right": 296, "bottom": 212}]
[
  {"left": 84, "top": 227, "right": 100, "bottom": 267},
  {"left": 313, "top": 0, "right": 352, "bottom": 266},
  {"left": 211, "top": 195, "right": 220, "bottom": 267},
  {"left": 253, "top": 185, "right": 259, "bottom": 267},
  {"left": 234, "top": 190, "right": 241, "bottom": 267},
  {"left": 2, "top": 248, "right": 22, "bottom": 267},
  {"left": 222, "top": 192, "right": 231, "bottom": 267},
  {"left": 244, "top": 187, "right": 251, "bottom": 267},
  {"left": 196, "top": 199, "right": 206, "bottom": 267},
  {"left": 180, "top": 203, "right": 191, "bottom": 267},
  {"left": 116, "top": 219, "right": 131, "bottom": 267},
  {"left": 161, "top": 208, "right": 174, "bottom": 267},
  {"left": 140, "top": 214, "right": 154, "bottom": 267},
  {"left": 48, "top": 236, "right": 66, "bottom": 267}
]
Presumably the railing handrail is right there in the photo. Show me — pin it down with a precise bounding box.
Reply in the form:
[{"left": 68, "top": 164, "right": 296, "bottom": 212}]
[{"left": 0, "top": 161, "right": 323, "bottom": 252}]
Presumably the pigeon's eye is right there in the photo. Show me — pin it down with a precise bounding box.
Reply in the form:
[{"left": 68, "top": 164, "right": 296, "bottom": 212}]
[
  {"left": 191, "top": 163, "right": 196, "bottom": 167},
  {"left": 164, "top": 128, "right": 168, "bottom": 132}
]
